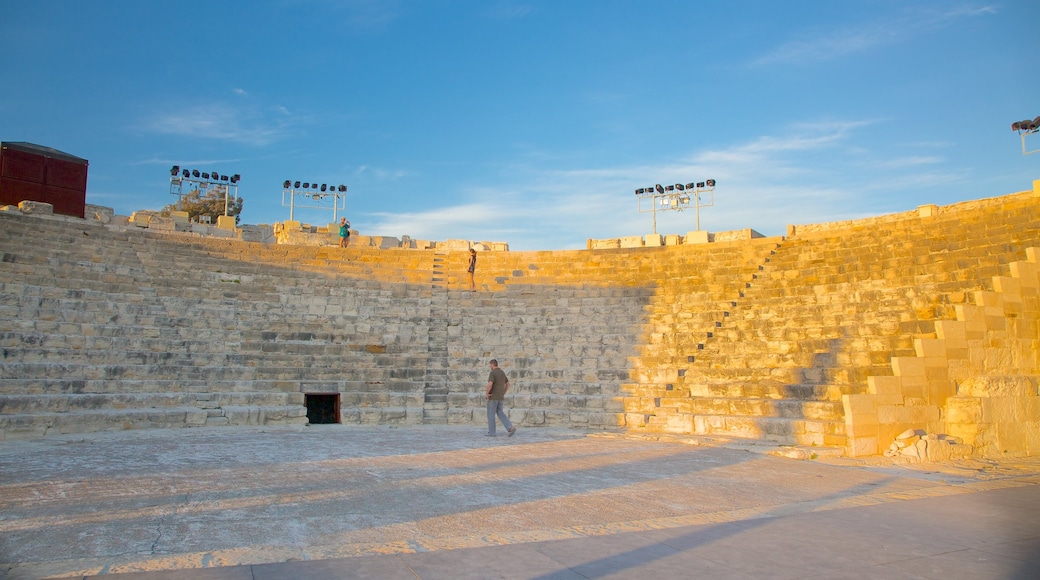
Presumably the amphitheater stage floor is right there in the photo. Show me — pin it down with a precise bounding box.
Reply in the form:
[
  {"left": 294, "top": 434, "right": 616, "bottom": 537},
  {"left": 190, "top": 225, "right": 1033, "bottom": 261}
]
[{"left": 1, "top": 425, "right": 1039, "bottom": 579}]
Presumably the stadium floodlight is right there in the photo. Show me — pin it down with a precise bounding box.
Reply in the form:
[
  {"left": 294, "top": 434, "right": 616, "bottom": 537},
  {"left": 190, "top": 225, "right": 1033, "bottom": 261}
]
[
  {"left": 1012, "top": 115, "right": 1040, "bottom": 155},
  {"left": 283, "top": 177, "right": 350, "bottom": 222},
  {"left": 169, "top": 166, "right": 241, "bottom": 218},
  {"left": 635, "top": 178, "right": 717, "bottom": 233}
]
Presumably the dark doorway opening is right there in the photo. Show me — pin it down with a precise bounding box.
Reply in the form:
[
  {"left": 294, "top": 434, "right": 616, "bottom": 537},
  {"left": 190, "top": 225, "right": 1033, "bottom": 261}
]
[{"left": 305, "top": 393, "right": 340, "bottom": 424}]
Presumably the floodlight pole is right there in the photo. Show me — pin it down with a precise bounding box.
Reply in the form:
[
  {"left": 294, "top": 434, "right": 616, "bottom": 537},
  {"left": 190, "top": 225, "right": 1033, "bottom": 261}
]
[{"left": 1021, "top": 131, "right": 1039, "bottom": 156}]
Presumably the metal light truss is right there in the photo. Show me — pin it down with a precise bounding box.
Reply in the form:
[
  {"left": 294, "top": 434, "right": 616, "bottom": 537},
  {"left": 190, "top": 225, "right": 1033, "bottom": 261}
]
[
  {"left": 168, "top": 166, "right": 240, "bottom": 216},
  {"left": 635, "top": 180, "right": 716, "bottom": 234},
  {"left": 281, "top": 181, "right": 348, "bottom": 222}
]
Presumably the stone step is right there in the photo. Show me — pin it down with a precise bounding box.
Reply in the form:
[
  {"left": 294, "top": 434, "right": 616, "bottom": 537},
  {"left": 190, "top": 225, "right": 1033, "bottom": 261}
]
[
  {"left": 0, "top": 378, "right": 279, "bottom": 395},
  {"left": 0, "top": 362, "right": 258, "bottom": 381},
  {"left": 642, "top": 413, "right": 846, "bottom": 447},
  {"left": 0, "top": 404, "right": 308, "bottom": 440},
  {"left": 0, "top": 391, "right": 303, "bottom": 414}
]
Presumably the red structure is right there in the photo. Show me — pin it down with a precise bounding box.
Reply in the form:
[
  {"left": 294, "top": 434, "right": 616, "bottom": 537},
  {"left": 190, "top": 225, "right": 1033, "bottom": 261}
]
[{"left": 0, "top": 142, "right": 88, "bottom": 219}]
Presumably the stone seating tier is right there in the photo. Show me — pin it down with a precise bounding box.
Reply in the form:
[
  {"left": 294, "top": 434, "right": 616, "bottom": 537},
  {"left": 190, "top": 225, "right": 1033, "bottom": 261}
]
[
  {"left": 2, "top": 185, "right": 1038, "bottom": 453},
  {"left": 624, "top": 190, "right": 1040, "bottom": 445}
]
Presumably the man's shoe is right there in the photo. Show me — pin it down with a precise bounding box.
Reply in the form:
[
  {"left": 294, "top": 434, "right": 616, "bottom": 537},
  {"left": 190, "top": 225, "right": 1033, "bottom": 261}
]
[
  {"left": 508, "top": 427, "right": 516, "bottom": 437},
  {"left": 485, "top": 433, "right": 495, "bottom": 437}
]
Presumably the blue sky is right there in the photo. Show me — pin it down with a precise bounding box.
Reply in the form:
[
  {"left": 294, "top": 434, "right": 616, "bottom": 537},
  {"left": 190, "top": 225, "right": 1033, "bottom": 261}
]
[{"left": 2, "top": 1, "right": 1038, "bottom": 250}]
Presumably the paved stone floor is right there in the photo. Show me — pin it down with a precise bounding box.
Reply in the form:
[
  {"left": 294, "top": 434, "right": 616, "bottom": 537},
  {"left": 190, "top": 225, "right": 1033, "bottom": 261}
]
[{"left": 1, "top": 424, "right": 1038, "bottom": 579}]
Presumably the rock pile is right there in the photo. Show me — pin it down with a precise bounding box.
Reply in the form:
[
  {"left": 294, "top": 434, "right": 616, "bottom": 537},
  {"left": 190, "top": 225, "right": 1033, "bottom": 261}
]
[{"left": 883, "top": 428, "right": 974, "bottom": 462}]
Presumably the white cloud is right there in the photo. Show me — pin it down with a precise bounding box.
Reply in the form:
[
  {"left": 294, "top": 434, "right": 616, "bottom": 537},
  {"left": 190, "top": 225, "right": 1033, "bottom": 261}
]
[
  {"left": 140, "top": 102, "right": 296, "bottom": 146},
  {"left": 356, "top": 120, "right": 964, "bottom": 250},
  {"left": 753, "top": 4, "right": 997, "bottom": 66},
  {"left": 484, "top": 2, "right": 534, "bottom": 20}
]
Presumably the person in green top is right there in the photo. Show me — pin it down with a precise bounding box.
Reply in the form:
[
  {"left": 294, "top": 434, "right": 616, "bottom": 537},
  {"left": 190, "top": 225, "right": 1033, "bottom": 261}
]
[
  {"left": 485, "top": 359, "right": 516, "bottom": 437},
  {"left": 339, "top": 217, "right": 351, "bottom": 248}
]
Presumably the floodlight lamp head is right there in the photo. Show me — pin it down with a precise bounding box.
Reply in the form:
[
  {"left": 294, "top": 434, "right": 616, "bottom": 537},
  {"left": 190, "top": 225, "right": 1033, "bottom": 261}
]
[
  {"left": 338, "top": 185, "right": 347, "bottom": 192},
  {"left": 192, "top": 170, "right": 200, "bottom": 178},
  {"left": 283, "top": 180, "right": 291, "bottom": 188},
  {"left": 231, "top": 174, "right": 240, "bottom": 183},
  {"left": 655, "top": 184, "right": 664, "bottom": 194},
  {"left": 321, "top": 184, "right": 327, "bottom": 192},
  {"left": 665, "top": 185, "right": 675, "bottom": 191},
  {"left": 686, "top": 183, "right": 695, "bottom": 190},
  {"left": 696, "top": 182, "right": 705, "bottom": 188},
  {"left": 706, "top": 179, "right": 716, "bottom": 187},
  {"left": 1012, "top": 117, "right": 1040, "bottom": 132},
  {"left": 675, "top": 183, "right": 685, "bottom": 191},
  {"left": 635, "top": 188, "right": 644, "bottom": 195},
  {"left": 303, "top": 182, "right": 310, "bottom": 189},
  {"left": 182, "top": 169, "right": 190, "bottom": 178},
  {"left": 294, "top": 181, "right": 301, "bottom": 188},
  {"left": 170, "top": 165, "right": 180, "bottom": 176},
  {"left": 201, "top": 172, "right": 210, "bottom": 180}
]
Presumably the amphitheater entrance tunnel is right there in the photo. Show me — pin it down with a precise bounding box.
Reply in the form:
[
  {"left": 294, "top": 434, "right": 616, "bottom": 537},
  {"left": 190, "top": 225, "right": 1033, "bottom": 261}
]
[{"left": 305, "top": 393, "right": 340, "bottom": 424}]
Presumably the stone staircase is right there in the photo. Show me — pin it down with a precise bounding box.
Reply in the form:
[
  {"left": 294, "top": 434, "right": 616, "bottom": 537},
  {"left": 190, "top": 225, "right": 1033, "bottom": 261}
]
[
  {"left": 423, "top": 249, "right": 450, "bottom": 423},
  {"left": 638, "top": 191, "right": 1040, "bottom": 448}
]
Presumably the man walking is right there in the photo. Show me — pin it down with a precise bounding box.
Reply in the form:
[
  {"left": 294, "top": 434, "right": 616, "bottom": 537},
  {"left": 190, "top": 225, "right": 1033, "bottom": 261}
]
[{"left": 485, "top": 359, "right": 516, "bottom": 437}]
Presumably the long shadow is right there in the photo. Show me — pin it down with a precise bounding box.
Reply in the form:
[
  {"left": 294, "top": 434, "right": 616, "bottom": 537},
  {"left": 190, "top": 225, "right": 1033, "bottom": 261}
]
[{"left": 529, "top": 473, "right": 904, "bottom": 580}]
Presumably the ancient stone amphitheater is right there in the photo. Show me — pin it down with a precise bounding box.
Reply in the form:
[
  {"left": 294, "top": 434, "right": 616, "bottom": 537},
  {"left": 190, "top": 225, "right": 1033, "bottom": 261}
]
[{"left": 2, "top": 182, "right": 1039, "bottom": 459}]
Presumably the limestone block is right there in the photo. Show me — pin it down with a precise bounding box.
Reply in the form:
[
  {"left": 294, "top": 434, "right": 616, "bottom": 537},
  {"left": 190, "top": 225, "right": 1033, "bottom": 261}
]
[
  {"left": 917, "top": 204, "right": 938, "bottom": 217},
  {"left": 170, "top": 211, "right": 190, "bottom": 224},
  {"left": 147, "top": 215, "right": 176, "bottom": 231},
  {"left": 129, "top": 211, "right": 153, "bottom": 227},
  {"left": 935, "top": 320, "right": 966, "bottom": 343},
  {"left": 945, "top": 397, "right": 983, "bottom": 424},
  {"left": 216, "top": 215, "right": 237, "bottom": 230},
  {"left": 842, "top": 394, "right": 877, "bottom": 417},
  {"left": 914, "top": 338, "right": 947, "bottom": 358},
  {"left": 87, "top": 204, "right": 114, "bottom": 224},
  {"left": 589, "top": 238, "right": 620, "bottom": 249},
  {"left": 644, "top": 233, "right": 663, "bottom": 247},
  {"left": 664, "top": 234, "right": 681, "bottom": 246},
  {"left": 685, "top": 230, "right": 710, "bottom": 244},
  {"left": 993, "top": 276, "right": 1022, "bottom": 300},
  {"left": 17, "top": 200, "right": 53, "bottom": 215},
  {"left": 980, "top": 397, "right": 1021, "bottom": 424},
  {"left": 619, "top": 236, "right": 644, "bottom": 248},
  {"left": 957, "top": 375, "right": 1036, "bottom": 398},
  {"left": 848, "top": 435, "right": 879, "bottom": 457},
  {"left": 1011, "top": 261, "right": 1039, "bottom": 291},
  {"left": 845, "top": 421, "right": 878, "bottom": 439},
  {"left": 892, "top": 357, "right": 926, "bottom": 377}
]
